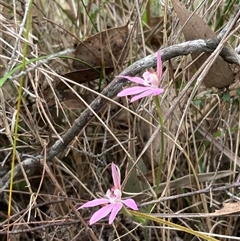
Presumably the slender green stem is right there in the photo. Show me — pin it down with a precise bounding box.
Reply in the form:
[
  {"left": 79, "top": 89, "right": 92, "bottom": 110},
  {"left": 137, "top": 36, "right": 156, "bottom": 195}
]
[
  {"left": 146, "top": 96, "right": 164, "bottom": 216},
  {"left": 154, "top": 95, "right": 165, "bottom": 196}
]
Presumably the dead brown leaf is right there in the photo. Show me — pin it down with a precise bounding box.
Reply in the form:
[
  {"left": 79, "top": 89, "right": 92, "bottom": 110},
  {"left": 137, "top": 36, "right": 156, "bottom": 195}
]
[
  {"left": 73, "top": 23, "right": 129, "bottom": 70},
  {"left": 58, "top": 67, "right": 113, "bottom": 91},
  {"left": 172, "top": 0, "right": 234, "bottom": 88},
  {"left": 60, "top": 91, "right": 93, "bottom": 109},
  {"left": 45, "top": 24, "right": 129, "bottom": 107},
  {"left": 59, "top": 24, "right": 129, "bottom": 89},
  {"left": 214, "top": 202, "right": 240, "bottom": 215}
]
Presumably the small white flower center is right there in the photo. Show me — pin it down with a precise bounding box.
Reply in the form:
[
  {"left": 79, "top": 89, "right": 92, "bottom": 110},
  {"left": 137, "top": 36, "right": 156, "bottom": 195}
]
[
  {"left": 143, "top": 71, "right": 159, "bottom": 88},
  {"left": 106, "top": 187, "right": 122, "bottom": 203}
]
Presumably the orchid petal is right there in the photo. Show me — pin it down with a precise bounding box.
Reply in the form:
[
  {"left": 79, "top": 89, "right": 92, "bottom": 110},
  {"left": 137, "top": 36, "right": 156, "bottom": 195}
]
[
  {"left": 152, "top": 88, "right": 164, "bottom": 96},
  {"left": 89, "top": 204, "right": 115, "bottom": 225},
  {"left": 157, "top": 51, "right": 162, "bottom": 80},
  {"left": 117, "top": 86, "right": 150, "bottom": 97},
  {"left": 122, "top": 199, "right": 138, "bottom": 210},
  {"left": 109, "top": 203, "right": 123, "bottom": 224},
  {"left": 111, "top": 163, "right": 121, "bottom": 189},
  {"left": 78, "top": 198, "right": 109, "bottom": 209},
  {"left": 130, "top": 89, "right": 154, "bottom": 102},
  {"left": 117, "top": 75, "right": 145, "bottom": 85}
]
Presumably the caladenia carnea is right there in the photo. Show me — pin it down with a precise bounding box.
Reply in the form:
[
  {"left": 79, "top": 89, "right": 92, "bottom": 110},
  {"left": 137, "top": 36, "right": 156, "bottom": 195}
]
[
  {"left": 116, "top": 51, "right": 165, "bottom": 212},
  {"left": 117, "top": 51, "right": 164, "bottom": 102},
  {"left": 78, "top": 163, "right": 138, "bottom": 225}
]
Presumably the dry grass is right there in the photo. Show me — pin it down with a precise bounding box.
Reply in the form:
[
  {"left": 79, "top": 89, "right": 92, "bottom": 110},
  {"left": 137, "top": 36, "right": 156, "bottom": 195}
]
[{"left": 0, "top": 0, "right": 240, "bottom": 240}]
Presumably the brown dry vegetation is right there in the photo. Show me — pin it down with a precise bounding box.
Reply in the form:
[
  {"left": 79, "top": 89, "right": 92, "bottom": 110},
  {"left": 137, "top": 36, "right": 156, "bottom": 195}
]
[{"left": 0, "top": 0, "right": 240, "bottom": 240}]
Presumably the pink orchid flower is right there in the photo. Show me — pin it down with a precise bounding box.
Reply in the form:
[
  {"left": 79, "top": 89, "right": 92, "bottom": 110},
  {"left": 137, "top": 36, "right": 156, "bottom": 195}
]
[
  {"left": 117, "top": 51, "right": 164, "bottom": 102},
  {"left": 78, "top": 163, "right": 138, "bottom": 225}
]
